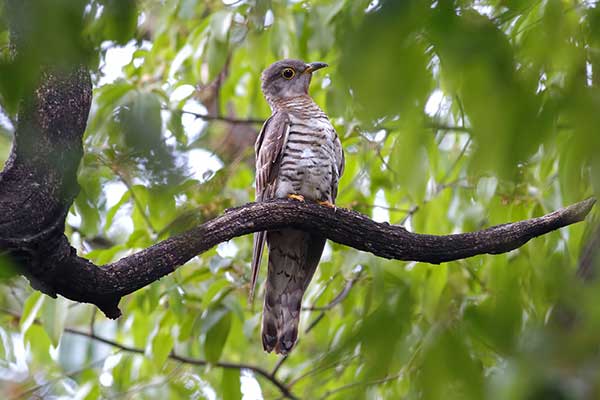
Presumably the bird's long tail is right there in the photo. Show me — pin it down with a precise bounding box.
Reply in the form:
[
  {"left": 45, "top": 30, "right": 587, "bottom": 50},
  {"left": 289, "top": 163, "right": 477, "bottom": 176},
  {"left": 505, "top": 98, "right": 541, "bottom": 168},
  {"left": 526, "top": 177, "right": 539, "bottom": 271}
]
[{"left": 262, "top": 229, "right": 325, "bottom": 354}]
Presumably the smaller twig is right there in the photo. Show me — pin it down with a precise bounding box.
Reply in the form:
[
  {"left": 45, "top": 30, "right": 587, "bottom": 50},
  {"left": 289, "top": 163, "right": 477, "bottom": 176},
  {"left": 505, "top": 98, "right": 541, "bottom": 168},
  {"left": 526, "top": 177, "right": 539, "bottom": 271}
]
[
  {"left": 319, "top": 372, "right": 403, "bottom": 399},
  {"left": 64, "top": 328, "right": 297, "bottom": 399},
  {"left": 375, "top": 148, "right": 398, "bottom": 175},
  {"left": 170, "top": 353, "right": 298, "bottom": 400},
  {"left": 0, "top": 308, "right": 297, "bottom": 399},
  {"left": 455, "top": 94, "right": 466, "bottom": 127},
  {"left": 347, "top": 202, "right": 414, "bottom": 213},
  {"left": 10, "top": 354, "right": 113, "bottom": 400},
  {"left": 439, "top": 137, "right": 471, "bottom": 186},
  {"left": 398, "top": 205, "right": 420, "bottom": 226},
  {"left": 305, "top": 272, "right": 340, "bottom": 309},
  {"left": 272, "top": 270, "right": 363, "bottom": 377},
  {"left": 105, "top": 364, "right": 183, "bottom": 400},
  {"left": 9, "top": 286, "right": 24, "bottom": 307},
  {"left": 305, "top": 312, "right": 326, "bottom": 334},
  {"left": 460, "top": 260, "right": 487, "bottom": 289},
  {"left": 354, "top": 127, "right": 398, "bottom": 175},
  {"left": 177, "top": 109, "right": 264, "bottom": 125},
  {"left": 426, "top": 123, "right": 472, "bottom": 133},
  {"left": 302, "top": 269, "right": 363, "bottom": 312},
  {"left": 90, "top": 308, "right": 97, "bottom": 335},
  {"left": 288, "top": 354, "right": 361, "bottom": 388},
  {"left": 319, "top": 340, "right": 422, "bottom": 400},
  {"left": 271, "top": 355, "right": 289, "bottom": 378}
]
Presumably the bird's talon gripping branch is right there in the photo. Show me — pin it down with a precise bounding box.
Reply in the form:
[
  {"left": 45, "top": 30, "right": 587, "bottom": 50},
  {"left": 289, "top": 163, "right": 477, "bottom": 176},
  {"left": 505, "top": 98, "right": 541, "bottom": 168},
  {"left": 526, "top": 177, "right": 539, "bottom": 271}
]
[
  {"left": 318, "top": 200, "right": 336, "bottom": 209},
  {"left": 287, "top": 194, "right": 305, "bottom": 202}
]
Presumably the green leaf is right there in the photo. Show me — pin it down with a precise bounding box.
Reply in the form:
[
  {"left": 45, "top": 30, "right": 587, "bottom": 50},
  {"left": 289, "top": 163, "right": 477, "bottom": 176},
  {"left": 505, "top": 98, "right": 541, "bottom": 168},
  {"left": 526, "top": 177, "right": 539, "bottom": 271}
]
[
  {"left": 86, "top": 244, "right": 127, "bottom": 265},
  {"left": 221, "top": 368, "right": 242, "bottom": 400},
  {"left": 41, "top": 296, "right": 69, "bottom": 347},
  {"left": 206, "top": 36, "right": 228, "bottom": 81},
  {"left": 178, "top": 313, "right": 200, "bottom": 342},
  {"left": 168, "top": 110, "right": 187, "bottom": 146},
  {"left": 119, "top": 91, "right": 162, "bottom": 154},
  {"left": 203, "top": 307, "right": 232, "bottom": 363},
  {"left": 151, "top": 330, "right": 174, "bottom": 367},
  {"left": 0, "top": 254, "right": 18, "bottom": 280},
  {"left": 210, "top": 10, "right": 232, "bottom": 43},
  {"left": 104, "top": 190, "right": 131, "bottom": 233},
  {"left": 20, "top": 291, "right": 44, "bottom": 333},
  {"left": 422, "top": 265, "right": 448, "bottom": 322},
  {"left": 98, "top": 0, "right": 138, "bottom": 44},
  {"left": 201, "top": 278, "right": 230, "bottom": 309},
  {"left": 23, "top": 324, "right": 53, "bottom": 365},
  {"left": 149, "top": 311, "right": 176, "bottom": 367}
]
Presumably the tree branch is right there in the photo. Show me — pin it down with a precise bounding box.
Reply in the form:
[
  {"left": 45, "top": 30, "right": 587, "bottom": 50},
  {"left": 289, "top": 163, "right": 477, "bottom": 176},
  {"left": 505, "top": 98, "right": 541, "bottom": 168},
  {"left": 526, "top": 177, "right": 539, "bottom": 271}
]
[
  {"left": 178, "top": 109, "right": 264, "bottom": 125},
  {"left": 63, "top": 329, "right": 297, "bottom": 399},
  {"left": 302, "top": 268, "right": 363, "bottom": 311},
  {"left": 3, "top": 191, "right": 596, "bottom": 320}
]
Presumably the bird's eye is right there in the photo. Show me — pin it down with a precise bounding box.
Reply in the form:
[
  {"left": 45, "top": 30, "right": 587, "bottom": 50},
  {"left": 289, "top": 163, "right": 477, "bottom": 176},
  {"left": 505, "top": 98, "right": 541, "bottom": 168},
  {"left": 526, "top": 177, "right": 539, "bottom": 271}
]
[{"left": 281, "top": 68, "right": 295, "bottom": 79}]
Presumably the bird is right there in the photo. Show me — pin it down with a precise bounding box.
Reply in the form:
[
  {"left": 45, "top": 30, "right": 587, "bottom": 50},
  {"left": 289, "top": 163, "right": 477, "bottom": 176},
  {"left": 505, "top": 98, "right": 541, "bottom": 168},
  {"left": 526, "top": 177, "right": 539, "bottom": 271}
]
[{"left": 251, "top": 59, "right": 345, "bottom": 354}]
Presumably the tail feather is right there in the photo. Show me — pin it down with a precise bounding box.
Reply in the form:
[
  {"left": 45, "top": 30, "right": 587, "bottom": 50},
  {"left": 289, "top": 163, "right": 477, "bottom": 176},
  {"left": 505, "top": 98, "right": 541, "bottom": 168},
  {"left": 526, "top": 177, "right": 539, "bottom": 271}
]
[
  {"left": 250, "top": 231, "right": 266, "bottom": 304},
  {"left": 262, "top": 229, "right": 325, "bottom": 354}
]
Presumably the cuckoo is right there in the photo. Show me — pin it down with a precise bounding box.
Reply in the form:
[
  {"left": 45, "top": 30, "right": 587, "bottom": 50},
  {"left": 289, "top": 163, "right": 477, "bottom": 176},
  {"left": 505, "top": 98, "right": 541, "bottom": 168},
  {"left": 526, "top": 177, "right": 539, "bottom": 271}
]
[{"left": 251, "top": 59, "right": 345, "bottom": 354}]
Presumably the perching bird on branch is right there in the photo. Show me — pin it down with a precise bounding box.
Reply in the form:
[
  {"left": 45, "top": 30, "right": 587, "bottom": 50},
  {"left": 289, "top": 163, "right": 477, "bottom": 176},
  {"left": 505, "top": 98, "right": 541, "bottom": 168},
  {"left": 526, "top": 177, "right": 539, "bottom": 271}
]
[{"left": 251, "top": 59, "right": 345, "bottom": 354}]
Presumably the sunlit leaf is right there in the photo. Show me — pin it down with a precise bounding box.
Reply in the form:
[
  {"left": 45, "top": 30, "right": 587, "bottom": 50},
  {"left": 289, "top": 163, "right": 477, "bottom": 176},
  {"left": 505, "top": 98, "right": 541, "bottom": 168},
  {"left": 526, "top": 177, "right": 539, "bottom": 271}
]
[
  {"left": 20, "top": 291, "right": 44, "bottom": 333},
  {"left": 221, "top": 368, "right": 242, "bottom": 400},
  {"left": 41, "top": 297, "right": 69, "bottom": 347}
]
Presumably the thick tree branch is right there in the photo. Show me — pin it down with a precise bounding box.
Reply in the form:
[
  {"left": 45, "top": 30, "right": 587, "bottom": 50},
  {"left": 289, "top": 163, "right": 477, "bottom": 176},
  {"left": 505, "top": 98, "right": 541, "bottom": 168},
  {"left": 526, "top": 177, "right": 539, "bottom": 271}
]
[{"left": 10, "top": 196, "right": 594, "bottom": 320}]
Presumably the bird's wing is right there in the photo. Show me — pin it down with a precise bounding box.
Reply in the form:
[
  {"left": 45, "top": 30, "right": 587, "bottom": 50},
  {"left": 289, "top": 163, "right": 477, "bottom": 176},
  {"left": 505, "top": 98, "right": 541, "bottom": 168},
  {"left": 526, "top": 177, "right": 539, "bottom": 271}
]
[
  {"left": 331, "top": 131, "right": 345, "bottom": 201},
  {"left": 250, "top": 111, "right": 290, "bottom": 302}
]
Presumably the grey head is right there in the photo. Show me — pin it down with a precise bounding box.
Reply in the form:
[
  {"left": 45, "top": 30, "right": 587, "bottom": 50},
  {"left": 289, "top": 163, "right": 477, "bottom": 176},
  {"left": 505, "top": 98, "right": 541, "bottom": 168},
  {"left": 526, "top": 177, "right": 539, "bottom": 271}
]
[{"left": 261, "top": 59, "right": 328, "bottom": 107}]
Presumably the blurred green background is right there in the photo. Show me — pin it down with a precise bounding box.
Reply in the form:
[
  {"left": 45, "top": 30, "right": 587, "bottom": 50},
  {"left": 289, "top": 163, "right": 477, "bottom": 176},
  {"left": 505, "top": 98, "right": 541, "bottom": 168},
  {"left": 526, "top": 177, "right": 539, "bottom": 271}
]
[{"left": 1, "top": 0, "right": 599, "bottom": 399}]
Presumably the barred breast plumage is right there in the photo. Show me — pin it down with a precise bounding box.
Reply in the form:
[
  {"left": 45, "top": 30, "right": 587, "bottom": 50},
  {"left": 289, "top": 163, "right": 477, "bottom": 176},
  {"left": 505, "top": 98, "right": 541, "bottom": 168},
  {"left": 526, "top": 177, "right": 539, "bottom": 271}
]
[
  {"left": 251, "top": 59, "right": 344, "bottom": 354},
  {"left": 275, "top": 98, "right": 340, "bottom": 202}
]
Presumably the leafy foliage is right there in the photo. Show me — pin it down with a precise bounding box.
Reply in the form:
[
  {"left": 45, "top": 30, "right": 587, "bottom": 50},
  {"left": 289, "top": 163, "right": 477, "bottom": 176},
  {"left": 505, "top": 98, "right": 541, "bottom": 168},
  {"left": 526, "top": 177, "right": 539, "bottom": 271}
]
[{"left": 1, "top": 0, "right": 599, "bottom": 399}]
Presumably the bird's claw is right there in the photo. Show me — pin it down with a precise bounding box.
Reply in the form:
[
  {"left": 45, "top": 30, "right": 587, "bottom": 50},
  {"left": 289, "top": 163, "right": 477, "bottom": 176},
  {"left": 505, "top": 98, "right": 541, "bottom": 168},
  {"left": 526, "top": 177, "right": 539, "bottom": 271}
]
[
  {"left": 287, "top": 194, "right": 305, "bottom": 202},
  {"left": 318, "top": 200, "right": 336, "bottom": 209}
]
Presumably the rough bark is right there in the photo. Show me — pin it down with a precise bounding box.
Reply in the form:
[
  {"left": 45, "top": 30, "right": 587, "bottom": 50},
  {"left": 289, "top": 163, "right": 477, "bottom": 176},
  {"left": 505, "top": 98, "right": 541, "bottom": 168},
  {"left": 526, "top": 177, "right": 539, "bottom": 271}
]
[{"left": 0, "top": 66, "right": 93, "bottom": 301}]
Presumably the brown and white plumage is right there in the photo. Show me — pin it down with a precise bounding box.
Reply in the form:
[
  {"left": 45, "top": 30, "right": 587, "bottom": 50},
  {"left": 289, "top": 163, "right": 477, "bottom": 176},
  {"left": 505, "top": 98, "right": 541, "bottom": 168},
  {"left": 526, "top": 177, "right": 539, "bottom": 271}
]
[{"left": 251, "top": 59, "right": 344, "bottom": 354}]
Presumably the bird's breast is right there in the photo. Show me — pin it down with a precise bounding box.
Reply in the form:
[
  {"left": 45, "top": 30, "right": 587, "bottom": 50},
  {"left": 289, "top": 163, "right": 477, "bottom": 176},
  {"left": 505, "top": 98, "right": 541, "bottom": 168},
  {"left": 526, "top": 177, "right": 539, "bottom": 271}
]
[{"left": 275, "top": 114, "right": 338, "bottom": 201}]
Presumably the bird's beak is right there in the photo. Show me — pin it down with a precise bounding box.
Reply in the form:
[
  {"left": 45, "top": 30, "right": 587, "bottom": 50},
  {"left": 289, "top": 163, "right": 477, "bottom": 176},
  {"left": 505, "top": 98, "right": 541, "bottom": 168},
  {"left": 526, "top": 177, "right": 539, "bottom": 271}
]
[{"left": 304, "top": 62, "right": 328, "bottom": 74}]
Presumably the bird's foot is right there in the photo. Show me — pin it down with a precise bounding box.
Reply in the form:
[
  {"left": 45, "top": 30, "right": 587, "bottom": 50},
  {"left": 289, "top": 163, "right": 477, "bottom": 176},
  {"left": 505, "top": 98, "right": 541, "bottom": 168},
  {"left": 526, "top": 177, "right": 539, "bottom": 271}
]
[
  {"left": 318, "top": 200, "right": 336, "bottom": 209},
  {"left": 287, "top": 194, "right": 305, "bottom": 202}
]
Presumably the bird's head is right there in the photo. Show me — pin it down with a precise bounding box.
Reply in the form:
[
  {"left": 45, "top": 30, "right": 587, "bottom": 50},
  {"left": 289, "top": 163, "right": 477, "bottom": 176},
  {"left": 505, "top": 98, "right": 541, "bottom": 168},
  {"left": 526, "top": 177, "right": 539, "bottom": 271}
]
[{"left": 260, "top": 59, "right": 328, "bottom": 107}]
